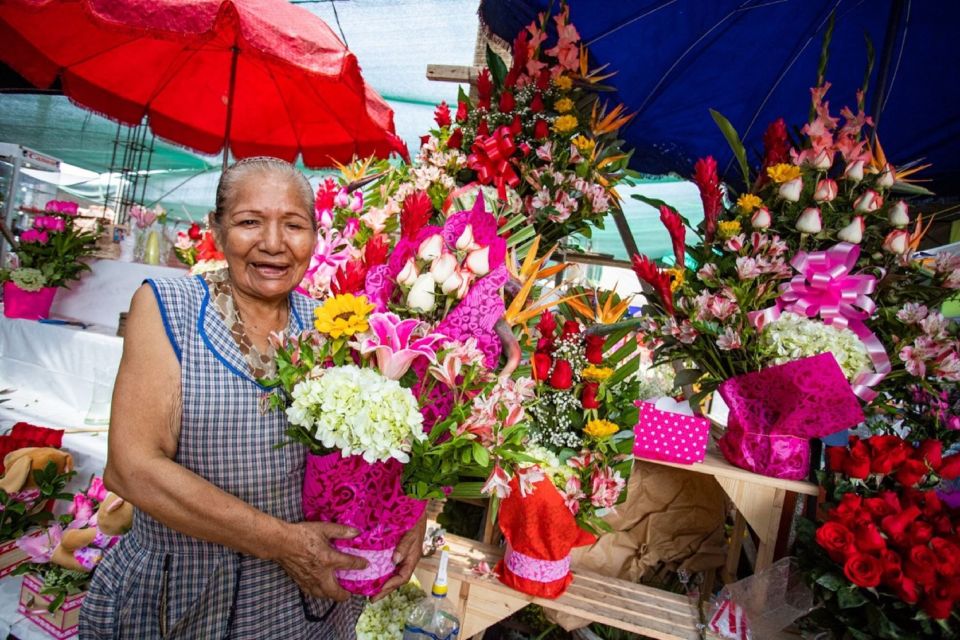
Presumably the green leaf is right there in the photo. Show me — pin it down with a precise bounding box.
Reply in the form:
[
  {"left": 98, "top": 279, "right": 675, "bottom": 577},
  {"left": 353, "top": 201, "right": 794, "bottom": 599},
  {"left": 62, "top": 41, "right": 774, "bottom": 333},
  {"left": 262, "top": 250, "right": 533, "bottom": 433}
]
[
  {"left": 710, "top": 109, "right": 751, "bottom": 187},
  {"left": 673, "top": 367, "right": 703, "bottom": 388},
  {"left": 837, "top": 586, "right": 867, "bottom": 609},
  {"left": 457, "top": 85, "right": 471, "bottom": 108},
  {"left": 485, "top": 45, "right": 508, "bottom": 89},
  {"left": 816, "top": 572, "right": 846, "bottom": 593},
  {"left": 472, "top": 443, "right": 490, "bottom": 468},
  {"left": 817, "top": 11, "right": 836, "bottom": 90}
]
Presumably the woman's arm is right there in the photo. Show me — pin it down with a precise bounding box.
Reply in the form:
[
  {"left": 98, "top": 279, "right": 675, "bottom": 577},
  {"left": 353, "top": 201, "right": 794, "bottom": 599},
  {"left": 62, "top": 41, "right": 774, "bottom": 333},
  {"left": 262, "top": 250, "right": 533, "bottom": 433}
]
[{"left": 104, "top": 285, "right": 364, "bottom": 600}]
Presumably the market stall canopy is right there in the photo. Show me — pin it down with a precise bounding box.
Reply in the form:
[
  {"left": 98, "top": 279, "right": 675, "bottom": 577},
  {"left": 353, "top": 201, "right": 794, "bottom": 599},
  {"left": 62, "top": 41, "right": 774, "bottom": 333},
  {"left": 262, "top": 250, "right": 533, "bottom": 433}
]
[
  {"left": 479, "top": 0, "right": 960, "bottom": 195},
  {"left": 0, "top": 0, "right": 406, "bottom": 168}
]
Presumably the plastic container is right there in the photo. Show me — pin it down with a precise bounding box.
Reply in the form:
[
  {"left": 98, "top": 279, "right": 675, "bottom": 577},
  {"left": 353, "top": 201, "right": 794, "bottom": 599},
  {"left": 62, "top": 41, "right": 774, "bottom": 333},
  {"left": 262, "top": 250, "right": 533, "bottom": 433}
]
[{"left": 403, "top": 547, "right": 460, "bottom": 640}]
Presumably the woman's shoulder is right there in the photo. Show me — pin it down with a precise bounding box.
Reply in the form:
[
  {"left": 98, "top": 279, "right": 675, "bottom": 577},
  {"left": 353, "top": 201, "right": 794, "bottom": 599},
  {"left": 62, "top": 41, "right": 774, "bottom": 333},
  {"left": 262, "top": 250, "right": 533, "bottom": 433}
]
[{"left": 289, "top": 289, "right": 319, "bottom": 320}]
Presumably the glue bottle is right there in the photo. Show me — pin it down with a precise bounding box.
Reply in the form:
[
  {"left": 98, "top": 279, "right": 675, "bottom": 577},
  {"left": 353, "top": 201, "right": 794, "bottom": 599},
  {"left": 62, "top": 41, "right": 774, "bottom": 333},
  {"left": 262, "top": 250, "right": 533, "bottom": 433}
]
[{"left": 402, "top": 547, "right": 460, "bottom": 640}]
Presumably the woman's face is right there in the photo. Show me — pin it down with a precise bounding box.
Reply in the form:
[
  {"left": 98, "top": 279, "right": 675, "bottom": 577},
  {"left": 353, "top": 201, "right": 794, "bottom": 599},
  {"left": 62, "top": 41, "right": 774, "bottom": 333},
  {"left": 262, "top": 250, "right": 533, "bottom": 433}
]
[{"left": 219, "top": 171, "right": 316, "bottom": 302}]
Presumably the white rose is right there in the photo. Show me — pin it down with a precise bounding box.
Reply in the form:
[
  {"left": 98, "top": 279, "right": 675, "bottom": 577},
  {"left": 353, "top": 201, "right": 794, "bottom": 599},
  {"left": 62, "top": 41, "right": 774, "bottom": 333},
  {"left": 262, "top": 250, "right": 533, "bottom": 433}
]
[
  {"left": 888, "top": 201, "right": 909, "bottom": 227},
  {"left": 837, "top": 216, "right": 865, "bottom": 244},
  {"left": 844, "top": 160, "right": 865, "bottom": 183},
  {"left": 397, "top": 257, "right": 419, "bottom": 286},
  {"left": 465, "top": 246, "right": 491, "bottom": 276},
  {"left": 455, "top": 224, "right": 478, "bottom": 251},
  {"left": 750, "top": 207, "right": 771, "bottom": 229},
  {"left": 795, "top": 207, "right": 822, "bottom": 234},
  {"left": 779, "top": 177, "right": 803, "bottom": 202},
  {"left": 430, "top": 252, "right": 458, "bottom": 283},
  {"left": 407, "top": 273, "right": 437, "bottom": 312},
  {"left": 417, "top": 234, "right": 444, "bottom": 261}
]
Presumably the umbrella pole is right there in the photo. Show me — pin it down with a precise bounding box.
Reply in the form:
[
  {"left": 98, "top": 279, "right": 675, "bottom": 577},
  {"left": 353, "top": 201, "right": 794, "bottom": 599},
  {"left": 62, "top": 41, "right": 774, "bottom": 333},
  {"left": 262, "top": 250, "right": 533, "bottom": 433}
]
[{"left": 222, "top": 45, "right": 240, "bottom": 173}]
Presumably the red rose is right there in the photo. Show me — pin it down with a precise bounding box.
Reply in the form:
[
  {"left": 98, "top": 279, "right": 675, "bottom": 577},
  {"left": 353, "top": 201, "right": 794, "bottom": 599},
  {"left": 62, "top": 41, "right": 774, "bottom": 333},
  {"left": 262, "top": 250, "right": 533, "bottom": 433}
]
[
  {"left": 455, "top": 101, "right": 469, "bottom": 123},
  {"left": 476, "top": 118, "right": 489, "bottom": 137},
  {"left": 447, "top": 128, "right": 463, "bottom": 150},
  {"left": 919, "top": 490, "right": 943, "bottom": 516},
  {"left": 815, "top": 522, "right": 855, "bottom": 562},
  {"left": 499, "top": 91, "right": 516, "bottom": 113},
  {"left": 930, "top": 538, "right": 960, "bottom": 577},
  {"left": 585, "top": 334, "right": 605, "bottom": 364},
  {"left": 907, "top": 521, "right": 934, "bottom": 547},
  {"left": 904, "top": 545, "right": 938, "bottom": 588},
  {"left": 882, "top": 505, "right": 922, "bottom": 544},
  {"left": 538, "top": 310, "right": 557, "bottom": 337},
  {"left": 549, "top": 360, "right": 573, "bottom": 390},
  {"left": 561, "top": 320, "right": 581, "bottom": 339},
  {"left": 844, "top": 438, "right": 871, "bottom": 479},
  {"left": 879, "top": 548, "right": 903, "bottom": 583},
  {"left": 534, "top": 118, "right": 549, "bottom": 139},
  {"left": 533, "top": 353, "right": 552, "bottom": 382},
  {"left": 921, "top": 593, "right": 955, "bottom": 620},
  {"left": 831, "top": 493, "right": 866, "bottom": 527},
  {"left": 933, "top": 514, "right": 954, "bottom": 535},
  {"left": 825, "top": 446, "right": 848, "bottom": 473},
  {"left": 863, "top": 496, "right": 896, "bottom": 518},
  {"left": 187, "top": 222, "right": 202, "bottom": 241},
  {"left": 434, "top": 101, "right": 452, "bottom": 128},
  {"left": 843, "top": 553, "right": 883, "bottom": 588},
  {"left": 892, "top": 575, "right": 920, "bottom": 605},
  {"left": 510, "top": 114, "right": 523, "bottom": 136},
  {"left": 855, "top": 522, "right": 887, "bottom": 553},
  {"left": 940, "top": 453, "right": 960, "bottom": 480},
  {"left": 915, "top": 439, "right": 943, "bottom": 472},
  {"left": 536, "top": 336, "right": 554, "bottom": 353},
  {"left": 535, "top": 68, "right": 551, "bottom": 90},
  {"left": 895, "top": 458, "right": 929, "bottom": 487},
  {"left": 868, "top": 435, "right": 910, "bottom": 474},
  {"left": 530, "top": 92, "right": 545, "bottom": 114},
  {"left": 582, "top": 382, "right": 600, "bottom": 409}
]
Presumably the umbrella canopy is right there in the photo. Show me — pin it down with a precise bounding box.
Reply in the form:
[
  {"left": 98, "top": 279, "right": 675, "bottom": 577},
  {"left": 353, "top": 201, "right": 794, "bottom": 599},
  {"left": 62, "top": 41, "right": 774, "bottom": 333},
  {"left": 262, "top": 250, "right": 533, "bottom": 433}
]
[
  {"left": 0, "top": 0, "right": 407, "bottom": 168},
  {"left": 479, "top": 0, "right": 960, "bottom": 195}
]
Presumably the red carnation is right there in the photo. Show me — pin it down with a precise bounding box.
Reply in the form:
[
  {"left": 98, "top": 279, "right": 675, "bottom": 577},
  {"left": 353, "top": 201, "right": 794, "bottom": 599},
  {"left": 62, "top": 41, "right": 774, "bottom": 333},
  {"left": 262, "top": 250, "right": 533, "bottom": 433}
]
[
  {"left": 631, "top": 254, "right": 674, "bottom": 315},
  {"left": 533, "top": 118, "right": 549, "bottom": 139},
  {"left": 331, "top": 258, "right": 367, "bottom": 296},
  {"left": 895, "top": 458, "right": 929, "bottom": 487},
  {"left": 538, "top": 309, "right": 557, "bottom": 337},
  {"left": 187, "top": 222, "right": 202, "bottom": 241},
  {"left": 843, "top": 553, "right": 883, "bottom": 588},
  {"left": 533, "top": 352, "right": 552, "bottom": 382},
  {"left": 659, "top": 205, "right": 686, "bottom": 266},
  {"left": 434, "top": 101, "right": 452, "bottom": 128},
  {"left": 585, "top": 334, "right": 605, "bottom": 364},
  {"left": 530, "top": 93, "right": 545, "bottom": 114},
  {"left": 761, "top": 118, "right": 790, "bottom": 170},
  {"left": 939, "top": 453, "right": 960, "bottom": 480},
  {"left": 844, "top": 438, "right": 871, "bottom": 479},
  {"left": 476, "top": 69, "right": 493, "bottom": 101},
  {"left": 447, "top": 128, "right": 463, "bottom": 150},
  {"left": 400, "top": 192, "right": 433, "bottom": 240},
  {"left": 582, "top": 382, "right": 600, "bottom": 409},
  {"left": 549, "top": 360, "right": 574, "bottom": 390},
  {"left": 561, "top": 320, "right": 581, "bottom": 339},
  {"left": 692, "top": 156, "right": 722, "bottom": 244},
  {"left": 456, "top": 101, "right": 469, "bottom": 123},
  {"left": 535, "top": 69, "right": 551, "bottom": 90},
  {"left": 499, "top": 91, "right": 516, "bottom": 113},
  {"left": 815, "top": 521, "right": 855, "bottom": 562},
  {"left": 364, "top": 233, "right": 389, "bottom": 267}
]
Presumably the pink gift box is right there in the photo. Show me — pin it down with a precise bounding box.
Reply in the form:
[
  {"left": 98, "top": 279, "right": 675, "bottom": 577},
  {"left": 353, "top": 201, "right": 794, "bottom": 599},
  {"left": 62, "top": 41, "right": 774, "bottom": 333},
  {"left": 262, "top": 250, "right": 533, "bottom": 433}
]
[
  {"left": 17, "top": 573, "right": 86, "bottom": 639},
  {"left": 633, "top": 401, "right": 710, "bottom": 464}
]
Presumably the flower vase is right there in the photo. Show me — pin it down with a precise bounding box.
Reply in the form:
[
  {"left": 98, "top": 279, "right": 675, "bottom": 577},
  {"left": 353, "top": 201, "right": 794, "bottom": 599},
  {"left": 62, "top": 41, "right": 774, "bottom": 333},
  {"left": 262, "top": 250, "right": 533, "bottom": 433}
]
[
  {"left": 302, "top": 452, "right": 426, "bottom": 597},
  {"left": 3, "top": 282, "right": 58, "bottom": 320},
  {"left": 143, "top": 229, "right": 161, "bottom": 265},
  {"left": 132, "top": 226, "right": 149, "bottom": 263}
]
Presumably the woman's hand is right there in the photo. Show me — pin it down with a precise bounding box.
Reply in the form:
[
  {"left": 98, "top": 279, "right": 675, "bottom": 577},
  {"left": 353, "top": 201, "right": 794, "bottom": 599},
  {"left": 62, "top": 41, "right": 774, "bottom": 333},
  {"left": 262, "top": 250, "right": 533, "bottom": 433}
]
[
  {"left": 371, "top": 513, "right": 428, "bottom": 602},
  {"left": 276, "top": 521, "right": 369, "bottom": 602}
]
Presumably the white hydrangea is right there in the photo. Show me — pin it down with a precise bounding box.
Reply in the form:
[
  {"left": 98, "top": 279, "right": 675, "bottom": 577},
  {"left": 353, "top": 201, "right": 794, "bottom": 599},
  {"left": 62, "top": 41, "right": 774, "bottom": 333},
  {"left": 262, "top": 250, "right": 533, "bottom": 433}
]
[
  {"left": 355, "top": 582, "right": 425, "bottom": 639},
  {"left": 759, "top": 312, "right": 872, "bottom": 381},
  {"left": 286, "top": 365, "right": 425, "bottom": 464}
]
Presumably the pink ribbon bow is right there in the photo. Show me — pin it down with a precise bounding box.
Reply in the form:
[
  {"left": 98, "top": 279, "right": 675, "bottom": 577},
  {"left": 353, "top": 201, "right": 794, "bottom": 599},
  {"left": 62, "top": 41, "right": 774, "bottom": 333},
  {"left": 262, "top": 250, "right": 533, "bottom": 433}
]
[
  {"left": 751, "top": 242, "right": 891, "bottom": 402},
  {"left": 467, "top": 126, "right": 520, "bottom": 199}
]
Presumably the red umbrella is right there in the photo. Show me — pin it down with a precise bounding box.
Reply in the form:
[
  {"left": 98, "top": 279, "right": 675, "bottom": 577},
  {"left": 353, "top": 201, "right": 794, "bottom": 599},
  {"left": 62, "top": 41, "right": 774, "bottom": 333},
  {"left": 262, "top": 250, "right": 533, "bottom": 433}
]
[{"left": 0, "top": 0, "right": 408, "bottom": 169}]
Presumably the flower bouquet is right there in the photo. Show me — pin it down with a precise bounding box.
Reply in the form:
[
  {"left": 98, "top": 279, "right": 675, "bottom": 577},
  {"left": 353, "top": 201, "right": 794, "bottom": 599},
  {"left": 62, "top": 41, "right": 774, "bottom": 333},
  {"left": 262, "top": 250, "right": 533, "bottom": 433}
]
[
  {"left": 173, "top": 221, "right": 226, "bottom": 274},
  {"left": 796, "top": 435, "right": 960, "bottom": 637}
]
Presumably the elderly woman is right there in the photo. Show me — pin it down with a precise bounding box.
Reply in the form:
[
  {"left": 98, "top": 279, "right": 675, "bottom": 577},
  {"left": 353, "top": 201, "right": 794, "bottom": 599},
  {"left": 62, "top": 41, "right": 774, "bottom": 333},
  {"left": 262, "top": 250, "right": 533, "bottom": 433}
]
[{"left": 80, "top": 157, "right": 425, "bottom": 639}]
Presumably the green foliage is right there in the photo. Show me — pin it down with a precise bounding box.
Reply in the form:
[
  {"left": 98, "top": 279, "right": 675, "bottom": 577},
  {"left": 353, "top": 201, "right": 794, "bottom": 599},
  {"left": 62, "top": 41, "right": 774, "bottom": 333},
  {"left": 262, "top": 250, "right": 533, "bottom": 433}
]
[
  {"left": 14, "top": 214, "right": 99, "bottom": 288},
  {"left": 710, "top": 109, "right": 750, "bottom": 187},
  {"left": 0, "top": 461, "right": 75, "bottom": 541},
  {"left": 12, "top": 564, "right": 89, "bottom": 613}
]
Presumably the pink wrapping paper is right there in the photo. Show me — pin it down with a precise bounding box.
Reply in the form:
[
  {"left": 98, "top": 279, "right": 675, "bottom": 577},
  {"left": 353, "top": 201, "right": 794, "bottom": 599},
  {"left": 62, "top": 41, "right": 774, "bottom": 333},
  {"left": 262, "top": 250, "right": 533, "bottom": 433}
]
[
  {"left": 303, "top": 452, "right": 426, "bottom": 596},
  {"left": 633, "top": 401, "right": 710, "bottom": 464},
  {"left": 717, "top": 353, "right": 864, "bottom": 480}
]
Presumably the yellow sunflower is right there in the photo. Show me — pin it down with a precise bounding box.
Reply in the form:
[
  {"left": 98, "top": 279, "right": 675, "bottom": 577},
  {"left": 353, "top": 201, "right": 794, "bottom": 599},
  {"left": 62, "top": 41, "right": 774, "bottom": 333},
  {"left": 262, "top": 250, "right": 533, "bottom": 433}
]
[
  {"left": 584, "top": 419, "right": 619, "bottom": 439},
  {"left": 667, "top": 266, "right": 686, "bottom": 292},
  {"left": 583, "top": 365, "right": 613, "bottom": 382},
  {"left": 314, "top": 294, "right": 374, "bottom": 338},
  {"left": 572, "top": 135, "right": 596, "bottom": 154},
  {"left": 718, "top": 220, "right": 742, "bottom": 240},
  {"left": 554, "top": 97, "right": 575, "bottom": 113},
  {"left": 766, "top": 163, "right": 801, "bottom": 184},
  {"left": 554, "top": 75, "right": 573, "bottom": 91},
  {"left": 736, "top": 193, "right": 763, "bottom": 214},
  {"left": 553, "top": 114, "right": 579, "bottom": 134}
]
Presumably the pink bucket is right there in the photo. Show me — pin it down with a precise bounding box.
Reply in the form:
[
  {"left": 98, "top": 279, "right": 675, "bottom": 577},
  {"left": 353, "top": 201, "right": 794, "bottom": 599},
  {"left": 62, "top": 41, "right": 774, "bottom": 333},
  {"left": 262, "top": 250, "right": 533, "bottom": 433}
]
[{"left": 3, "top": 282, "right": 58, "bottom": 320}]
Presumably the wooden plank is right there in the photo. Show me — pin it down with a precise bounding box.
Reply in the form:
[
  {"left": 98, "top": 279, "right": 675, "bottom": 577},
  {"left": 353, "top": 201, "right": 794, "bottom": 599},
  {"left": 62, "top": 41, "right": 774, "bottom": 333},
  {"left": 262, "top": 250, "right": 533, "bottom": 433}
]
[
  {"left": 426, "top": 63, "right": 480, "bottom": 83},
  {"left": 650, "top": 449, "right": 819, "bottom": 496}
]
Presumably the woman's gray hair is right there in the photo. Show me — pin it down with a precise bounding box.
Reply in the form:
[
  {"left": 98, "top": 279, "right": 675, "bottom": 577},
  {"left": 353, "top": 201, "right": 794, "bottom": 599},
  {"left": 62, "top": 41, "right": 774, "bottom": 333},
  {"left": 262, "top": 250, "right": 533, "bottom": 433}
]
[{"left": 213, "top": 157, "right": 315, "bottom": 230}]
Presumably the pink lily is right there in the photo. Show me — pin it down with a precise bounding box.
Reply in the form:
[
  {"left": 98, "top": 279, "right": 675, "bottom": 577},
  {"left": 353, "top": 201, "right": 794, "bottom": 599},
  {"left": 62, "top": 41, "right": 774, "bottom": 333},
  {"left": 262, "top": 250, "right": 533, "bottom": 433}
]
[{"left": 356, "top": 312, "right": 445, "bottom": 380}]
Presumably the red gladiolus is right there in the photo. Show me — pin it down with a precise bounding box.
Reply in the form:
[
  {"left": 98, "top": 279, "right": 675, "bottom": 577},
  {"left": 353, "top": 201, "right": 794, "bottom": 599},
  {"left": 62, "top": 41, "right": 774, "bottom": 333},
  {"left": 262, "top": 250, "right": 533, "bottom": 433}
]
[
  {"left": 631, "top": 254, "right": 674, "bottom": 315},
  {"left": 815, "top": 521, "right": 855, "bottom": 562},
  {"left": 582, "top": 382, "right": 600, "bottom": 409},
  {"left": 585, "top": 334, "right": 605, "bottom": 364},
  {"left": 549, "top": 360, "right": 574, "bottom": 390},
  {"left": 843, "top": 553, "right": 883, "bottom": 588},
  {"left": 331, "top": 258, "right": 367, "bottom": 296},
  {"left": 499, "top": 91, "right": 516, "bottom": 113},
  {"left": 447, "top": 128, "right": 463, "bottom": 150},
  {"left": 939, "top": 453, "right": 960, "bottom": 480},
  {"left": 434, "top": 101, "right": 452, "bottom": 128},
  {"left": 533, "top": 118, "right": 549, "bottom": 139},
  {"left": 659, "top": 205, "right": 686, "bottom": 266},
  {"left": 692, "top": 156, "right": 722, "bottom": 244},
  {"left": 761, "top": 118, "right": 790, "bottom": 170},
  {"left": 533, "top": 352, "right": 552, "bottom": 381},
  {"left": 561, "top": 320, "right": 581, "bottom": 339},
  {"left": 187, "top": 222, "right": 202, "bottom": 241},
  {"left": 400, "top": 191, "right": 433, "bottom": 240},
  {"left": 476, "top": 69, "right": 493, "bottom": 100},
  {"left": 364, "top": 234, "right": 389, "bottom": 267},
  {"left": 530, "top": 93, "right": 545, "bottom": 114},
  {"left": 895, "top": 458, "right": 929, "bottom": 487},
  {"left": 510, "top": 31, "right": 529, "bottom": 76},
  {"left": 456, "top": 101, "right": 469, "bottom": 123},
  {"left": 538, "top": 309, "right": 557, "bottom": 337}
]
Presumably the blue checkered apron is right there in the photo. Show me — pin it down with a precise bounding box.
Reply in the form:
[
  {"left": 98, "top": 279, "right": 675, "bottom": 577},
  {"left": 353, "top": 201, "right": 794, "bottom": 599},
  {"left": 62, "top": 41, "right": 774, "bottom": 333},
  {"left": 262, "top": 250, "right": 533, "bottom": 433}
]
[{"left": 79, "top": 274, "right": 362, "bottom": 639}]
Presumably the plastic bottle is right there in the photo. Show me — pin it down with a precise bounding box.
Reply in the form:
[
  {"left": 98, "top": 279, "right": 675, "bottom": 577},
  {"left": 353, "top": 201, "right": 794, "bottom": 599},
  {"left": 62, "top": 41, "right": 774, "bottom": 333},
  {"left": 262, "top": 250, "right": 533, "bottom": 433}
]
[{"left": 402, "top": 547, "right": 460, "bottom": 640}]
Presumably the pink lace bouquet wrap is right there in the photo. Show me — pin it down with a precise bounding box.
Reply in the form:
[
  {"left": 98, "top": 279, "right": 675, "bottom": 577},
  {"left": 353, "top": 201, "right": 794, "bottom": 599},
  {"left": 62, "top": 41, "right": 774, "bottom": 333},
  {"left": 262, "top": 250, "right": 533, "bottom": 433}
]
[
  {"left": 303, "top": 452, "right": 426, "bottom": 596},
  {"left": 717, "top": 352, "right": 864, "bottom": 480}
]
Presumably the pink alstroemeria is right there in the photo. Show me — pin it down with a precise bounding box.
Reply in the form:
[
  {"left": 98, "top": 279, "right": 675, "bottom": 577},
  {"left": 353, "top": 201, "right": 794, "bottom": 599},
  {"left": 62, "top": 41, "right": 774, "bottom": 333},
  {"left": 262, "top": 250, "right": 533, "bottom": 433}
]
[
  {"left": 300, "top": 227, "right": 351, "bottom": 293},
  {"left": 562, "top": 476, "right": 585, "bottom": 515},
  {"left": 590, "top": 467, "right": 625, "bottom": 509},
  {"left": 17, "top": 525, "right": 63, "bottom": 563},
  {"left": 356, "top": 312, "right": 445, "bottom": 380},
  {"left": 429, "top": 338, "right": 486, "bottom": 388},
  {"left": 716, "top": 326, "right": 743, "bottom": 351},
  {"left": 517, "top": 466, "right": 545, "bottom": 497},
  {"left": 481, "top": 464, "right": 512, "bottom": 498}
]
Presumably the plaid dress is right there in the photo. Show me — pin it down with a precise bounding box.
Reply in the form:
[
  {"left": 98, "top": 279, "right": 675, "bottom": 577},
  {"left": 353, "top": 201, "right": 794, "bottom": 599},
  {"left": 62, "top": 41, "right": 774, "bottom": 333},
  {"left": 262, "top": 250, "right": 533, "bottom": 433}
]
[{"left": 79, "top": 273, "right": 362, "bottom": 639}]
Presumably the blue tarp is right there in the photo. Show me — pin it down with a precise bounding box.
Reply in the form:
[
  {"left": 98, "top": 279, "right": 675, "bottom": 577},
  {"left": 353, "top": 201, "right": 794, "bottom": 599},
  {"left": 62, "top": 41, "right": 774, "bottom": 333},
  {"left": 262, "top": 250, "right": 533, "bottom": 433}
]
[{"left": 479, "top": 0, "right": 960, "bottom": 195}]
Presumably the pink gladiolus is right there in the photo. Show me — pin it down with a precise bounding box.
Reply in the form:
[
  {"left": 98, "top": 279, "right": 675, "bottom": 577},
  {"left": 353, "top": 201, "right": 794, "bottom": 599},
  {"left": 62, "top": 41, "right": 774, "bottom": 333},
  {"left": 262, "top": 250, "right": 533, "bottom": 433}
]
[
  {"left": 87, "top": 476, "right": 108, "bottom": 502},
  {"left": 333, "top": 189, "right": 350, "bottom": 208},
  {"left": 356, "top": 312, "right": 445, "bottom": 380},
  {"left": 590, "top": 467, "right": 625, "bottom": 509},
  {"left": 814, "top": 179, "right": 838, "bottom": 203},
  {"left": 342, "top": 217, "right": 360, "bottom": 239},
  {"left": 350, "top": 191, "right": 363, "bottom": 213},
  {"left": 883, "top": 229, "right": 910, "bottom": 254},
  {"left": 481, "top": 464, "right": 512, "bottom": 498}
]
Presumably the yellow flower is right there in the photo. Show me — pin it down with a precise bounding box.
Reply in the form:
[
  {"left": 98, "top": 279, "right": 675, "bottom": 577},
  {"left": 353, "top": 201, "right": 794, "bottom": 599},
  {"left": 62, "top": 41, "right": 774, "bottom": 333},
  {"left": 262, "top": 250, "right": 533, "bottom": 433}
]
[
  {"left": 736, "top": 193, "right": 763, "bottom": 214},
  {"left": 766, "top": 163, "right": 801, "bottom": 184},
  {"left": 718, "top": 220, "right": 742, "bottom": 240},
  {"left": 572, "top": 135, "right": 596, "bottom": 154},
  {"left": 668, "top": 266, "right": 685, "bottom": 292},
  {"left": 553, "top": 114, "right": 579, "bottom": 134},
  {"left": 584, "top": 419, "right": 619, "bottom": 439},
  {"left": 583, "top": 365, "right": 613, "bottom": 382},
  {"left": 314, "top": 294, "right": 374, "bottom": 339},
  {"left": 554, "top": 75, "right": 573, "bottom": 91},
  {"left": 554, "top": 97, "right": 575, "bottom": 113}
]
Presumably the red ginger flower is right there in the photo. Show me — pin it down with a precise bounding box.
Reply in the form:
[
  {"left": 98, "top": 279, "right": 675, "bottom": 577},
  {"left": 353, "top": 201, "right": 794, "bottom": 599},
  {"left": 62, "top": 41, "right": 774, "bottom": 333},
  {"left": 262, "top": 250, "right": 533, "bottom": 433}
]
[
  {"left": 476, "top": 69, "right": 493, "bottom": 101},
  {"left": 434, "top": 101, "right": 451, "bottom": 128},
  {"left": 400, "top": 191, "right": 433, "bottom": 240},
  {"left": 331, "top": 258, "right": 367, "bottom": 296},
  {"left": 692, "top": 156, "right": 722, "bottom": 244},
  {"left": 364, "top": 233, "right": 389, "bottom": 266},
  {"left": 631, "top": 254, "right": 674, "bottom": 315},
  {"left": 658, "top": 205, "right": 685, "bottom": 266},
  {"left": 762, "top": 118, "right": 791, "bottom": 170}
]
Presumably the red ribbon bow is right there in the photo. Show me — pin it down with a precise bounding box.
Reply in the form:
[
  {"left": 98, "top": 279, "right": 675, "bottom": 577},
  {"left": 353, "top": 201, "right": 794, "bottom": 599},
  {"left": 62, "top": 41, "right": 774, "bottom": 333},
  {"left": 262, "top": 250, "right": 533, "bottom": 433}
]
[{"left": 468, "top": 126, "right": 520, "bottom": 199}]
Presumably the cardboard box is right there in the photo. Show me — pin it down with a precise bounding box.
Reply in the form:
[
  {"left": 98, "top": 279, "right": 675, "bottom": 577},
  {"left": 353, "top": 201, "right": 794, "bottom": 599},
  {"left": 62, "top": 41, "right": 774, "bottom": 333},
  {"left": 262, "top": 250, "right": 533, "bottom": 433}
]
[
  {"left": 17, "top": 573, "right": 86, "bottom": 639},
  {"left": 0, "top": 538, "right": 29, "bottom": 579}
]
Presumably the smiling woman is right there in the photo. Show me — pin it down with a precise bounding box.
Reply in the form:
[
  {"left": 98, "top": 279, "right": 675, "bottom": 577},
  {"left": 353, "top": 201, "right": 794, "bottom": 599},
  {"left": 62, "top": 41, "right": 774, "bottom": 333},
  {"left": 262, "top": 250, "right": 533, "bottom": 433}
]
[{"left": 77, "top": 158, "right": 413, "bottom": 639}]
